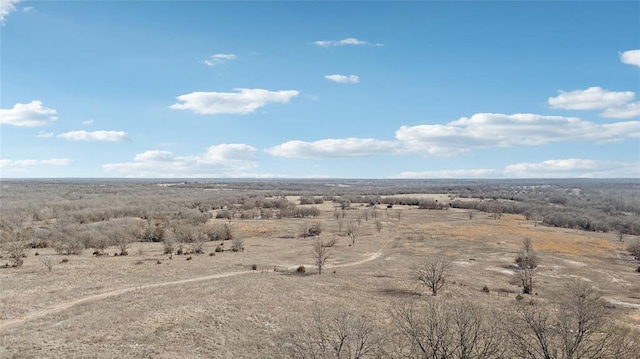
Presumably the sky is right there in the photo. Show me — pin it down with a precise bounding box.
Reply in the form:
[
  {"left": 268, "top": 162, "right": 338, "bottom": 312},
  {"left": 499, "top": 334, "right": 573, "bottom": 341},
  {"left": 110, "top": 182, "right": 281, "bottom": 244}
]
[{"left": 1, "top": 0, "right": 639, "bottom": 179}]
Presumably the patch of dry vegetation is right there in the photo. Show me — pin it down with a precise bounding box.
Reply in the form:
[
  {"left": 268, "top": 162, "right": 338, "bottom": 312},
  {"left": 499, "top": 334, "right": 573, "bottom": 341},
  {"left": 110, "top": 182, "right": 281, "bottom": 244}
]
[{"left": 1, "top": 179, "right": 639, "bottom": 357}]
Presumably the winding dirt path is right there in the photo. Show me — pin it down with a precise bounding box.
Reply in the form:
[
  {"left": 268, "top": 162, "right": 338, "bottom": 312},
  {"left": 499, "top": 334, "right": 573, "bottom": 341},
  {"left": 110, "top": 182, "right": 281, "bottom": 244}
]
[{"left": 0, "top": 238, "right": 391, "bottom": 331}]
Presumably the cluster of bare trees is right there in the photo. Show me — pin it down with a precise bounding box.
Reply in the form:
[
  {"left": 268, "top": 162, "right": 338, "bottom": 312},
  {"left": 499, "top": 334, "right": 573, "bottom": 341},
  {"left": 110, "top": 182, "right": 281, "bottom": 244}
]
[{"left": 282, "top": 281, "right": 640, "bottom": 358}]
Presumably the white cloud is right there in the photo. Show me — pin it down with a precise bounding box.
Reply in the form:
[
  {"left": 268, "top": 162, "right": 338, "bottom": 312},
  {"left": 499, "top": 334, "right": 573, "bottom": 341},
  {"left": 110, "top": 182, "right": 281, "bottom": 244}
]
[
  {"left": 621, "top": 49, "right": 640, "bottom": 67},
  {"left": 313, "top": 37, "right": 382, "bottom": 47},
  {"left": 36, "top": 131, "right": 54, "bottom": 138},
  {"left": 268, "top": 113, "right": 639, "bottom": 159},
  {"left": 170, "top": 88, "right": 299, "bottom": 115},
  {"left": 396, "top": 113, "right": 640, "bottom": 156},
  {"left": 204, "top": 53, "right": 237, "bottom": 66},
  {"left": 0, "top": 0, "right": 22, "bottom": 24},
  {"left": 504, "top": 159, "right": 640, "bottom": 178},
  {"left": 324, "top": 74, "right": 359, "bottom": 84},
  {"left": 393, "top": 159, "right": 640, "bottom": 179},
  {"left": 57, "top": 130, "right": 128, "bottom": 142},
  {"left": 82, "top": 118, "right": 94, "bottom": 125},
  {"left": 548, "top": 87, "right": 635, "bottom": 110},
  {"left": 396, "top": 169, "right": 498, "bottom": 179},
  {"left": 0, "top": 100, "right": 58, "bottom": 127},
  {"left": 267, "top": 138, "right": 398, "bottom": 158},
  {"left": 103, "top": 144, "right": 258, "bottom": 177},
  {"left": 0, "top": 158, "right": 71, "bottom": 169},
  {"left": 600, "top": 101, "right": 640, "bottom": 119},
  {"left": 40, "top": 158, "right": 71, "bottom": 165},
  {"left": 22, "top": 5, "right": 32, "bottom": 12}
]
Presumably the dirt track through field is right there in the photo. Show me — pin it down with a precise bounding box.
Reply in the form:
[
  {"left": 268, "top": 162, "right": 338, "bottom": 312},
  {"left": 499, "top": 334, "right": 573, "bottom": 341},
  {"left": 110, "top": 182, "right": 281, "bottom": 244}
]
[{"left": 0, "top": 238, "right": 391, "bottom": 331}]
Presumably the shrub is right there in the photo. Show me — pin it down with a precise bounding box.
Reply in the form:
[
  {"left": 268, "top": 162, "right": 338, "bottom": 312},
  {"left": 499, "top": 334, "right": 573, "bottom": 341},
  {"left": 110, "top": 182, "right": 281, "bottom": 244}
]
[
  {"left": 186, "top": 256, "right": 192, "bottom": 261},
  {"left": 61, "top": 258, "right": 69, "bottom": 263},
  {"left": 482, "top": 285, "right": 490, "bottom": 293},
  {"left": 515, "top": 294, "right": 524, "bottom": 302},
  {"left": 215, "top": 209, "right": 233, "bottom": 219},
  {"left": 636, "top": 266, "right": 640, "bottom": 273},
  {"left": 627, "top": 240, "right": 640, "bottom": 260},
  {"left": 252, "top": 264, "right": 258, "bottom": 270},
  {"left": 297, "top": 265, "right": 306, "bottom": 274},
  {"left": 209, "top": 252, "right": 216, "bottom": 256},
  {"left": 215, "top": 246, "right": 223, "bottom": 253},
  {"left": 231, "top": 237, "right": 245, "bottom": 252}
]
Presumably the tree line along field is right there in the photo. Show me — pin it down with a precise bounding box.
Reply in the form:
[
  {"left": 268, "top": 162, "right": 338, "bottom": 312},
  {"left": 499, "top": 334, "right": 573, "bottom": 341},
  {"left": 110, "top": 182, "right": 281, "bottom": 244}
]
[{"left": 0, "top": 178, "right": 639, "bottom": 358}]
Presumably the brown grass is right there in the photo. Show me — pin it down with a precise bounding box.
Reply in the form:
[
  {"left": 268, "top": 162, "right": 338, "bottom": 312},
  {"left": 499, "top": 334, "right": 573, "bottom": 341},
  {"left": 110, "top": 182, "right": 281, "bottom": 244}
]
[{"left": 1, "top": 203, "right": 637, "bottom": 357}]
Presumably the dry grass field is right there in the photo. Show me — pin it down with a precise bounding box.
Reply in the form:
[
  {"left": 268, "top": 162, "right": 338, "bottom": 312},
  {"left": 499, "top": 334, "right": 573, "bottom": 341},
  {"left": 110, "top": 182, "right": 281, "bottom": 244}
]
[{"left": 1, "top": 194, "right": 639, "bottom": 358}]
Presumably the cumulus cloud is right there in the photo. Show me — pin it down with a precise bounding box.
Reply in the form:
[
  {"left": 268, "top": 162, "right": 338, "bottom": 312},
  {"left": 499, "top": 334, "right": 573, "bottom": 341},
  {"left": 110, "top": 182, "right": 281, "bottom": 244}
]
[
  {"left": 547, "top": 87, "right": 639, "bottom": 118},
  {"left": 57, "top": 130, "right": 128, "bottom": 142},
  {"left": 599, "top": 101, "right": 640, "bottom": 119},
  {"left": 204, "top": 53, "right": 237, "bottom": 66},
  {"left": 267, "top": 113, "right": 639, "bottom": 159},
  {"left": 548, "top": 87, "right": 635, "bottom": 110},
  {"left": 0, "top": 0, "right": 22, "bottom": 24},
  {"left": 170, "top": 88, "right": 299, "bottom": 115},
  {"left": 324, "top": 74, "right": 359, "bottom": 84},
  {"left": 313, "top": 38, "right": 382, "bottom": 47},
  {"left": 396, "top": 113, "right": 640, "bottom": 156},
  {"left": 267, "top": 138, "right": 398, "bottom": 159},
  {"left": 621, "top": 49, "right": 640, "bottom": 67},
  {"left": 82, "top": 118, "right": 94, "bottom": 125},
  {"left": 0, "top": 100, "right": 58, "bottom": 127},
  {"left": 103, "top": 144, "right": 258, "bottom": 177}
]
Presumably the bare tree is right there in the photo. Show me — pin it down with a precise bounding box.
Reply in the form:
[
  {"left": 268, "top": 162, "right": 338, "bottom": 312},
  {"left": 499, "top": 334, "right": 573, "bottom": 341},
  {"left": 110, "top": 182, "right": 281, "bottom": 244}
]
[
  {"left": 313, "top": 238, "right": 331, "bottom": 275},
  {"left": 231, "top": 237, "right": 245, "bottom": 252},
  {"left": 2, "top": 233, "right": 28, "bottom": 267},
  {"left": 393, "top": 299, "right": 505, "bottom": 359},
  {"left": 111, "top": 221, "right": 141, "bottom": 256},
  {"left": 414, "top": 256, "right": 451, "bottom": 296},
  {"left": 347, "top": 220, "right": 360, "bottom": 247},
  {"left": 507, "top": 281, "right": 612, "bottom": 359},
  {"left": 375, "top": 220, "right": 383, "bottom": 234},
  {"left": 40, "top": 256, "right": 56, "bottom": 271},
  {"left": 190, "top": 226, "right": 207, "bottom": 254},
  {"left": 337, "top": 217, "right": 344, "bottom": 236},
  {"left": 626, "top": 239, "right": 640, "bottom": 260},
  {"left": 514, "top": 238, "right": 539, "bottom": 294},
  {"left": 284, "top": 308, "right": 383, "bottom": 358},
  {"left": 113, "top": 231, "right": 133, "bottom": 256}
]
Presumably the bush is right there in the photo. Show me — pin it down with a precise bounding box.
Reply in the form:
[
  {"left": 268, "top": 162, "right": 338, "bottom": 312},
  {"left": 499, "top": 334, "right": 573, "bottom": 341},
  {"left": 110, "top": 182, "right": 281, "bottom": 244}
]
[
  {"left": 231, "top": 237, "right": 245, "bottom": 252},
  {"left": 515, "top": 294, "right": 524, "bottom": 302},
  {"left": 627, "top": 240, "right": 640, "bottom": 260},
  {"left": 636, "top": 266, "right": 640, "bottom": 273},
  {"left": 297, "top": 265, "right": 306, "bottom": 274},
  {"left": 61, "top": 258, "right": 69, "bottom": 263},
  {"left": 482, "top": 285, "right": 490, "bottom": 293},
  {"left": 215, "top": 246, "right": 223, "bottom": 253},
  {"left": 252, "top": 264, "right": 258, "bottom": 270},
  {"left": 215, "top": 209, "right": 233, "bottom": 219},
  {"left": 209, "top": 252, "right": 216, "bottom": 256}
]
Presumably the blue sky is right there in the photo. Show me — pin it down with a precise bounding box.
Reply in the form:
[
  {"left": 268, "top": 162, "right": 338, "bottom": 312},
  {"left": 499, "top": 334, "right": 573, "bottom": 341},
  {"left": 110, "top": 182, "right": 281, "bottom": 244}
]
[{"left": 1, "top": 1, "right": 639, "bottom": 179}]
